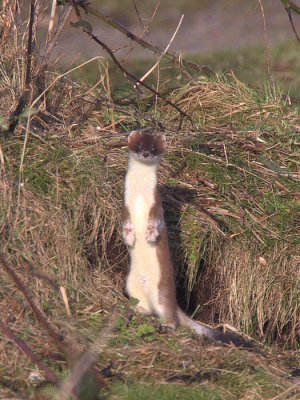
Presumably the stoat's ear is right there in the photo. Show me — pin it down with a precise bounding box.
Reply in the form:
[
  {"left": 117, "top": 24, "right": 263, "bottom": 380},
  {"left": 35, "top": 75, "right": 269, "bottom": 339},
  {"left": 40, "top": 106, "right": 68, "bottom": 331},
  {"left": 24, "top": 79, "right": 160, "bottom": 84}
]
[
  {"left": 156, "top": 134, "right": 167, "bottom": 153},
  {"left": 128, "top": 130, "right": 142, "bottom": 144},
  {"left": 128, "top": 130, "right": 142, "bottom": 151}
]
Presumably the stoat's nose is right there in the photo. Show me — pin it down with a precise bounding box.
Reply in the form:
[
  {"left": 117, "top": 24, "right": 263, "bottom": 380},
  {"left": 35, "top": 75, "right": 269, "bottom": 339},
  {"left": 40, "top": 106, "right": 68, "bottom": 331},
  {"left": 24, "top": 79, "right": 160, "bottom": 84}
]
[{"left": 143, "top": 151, "right": 150, "bottom": 158}]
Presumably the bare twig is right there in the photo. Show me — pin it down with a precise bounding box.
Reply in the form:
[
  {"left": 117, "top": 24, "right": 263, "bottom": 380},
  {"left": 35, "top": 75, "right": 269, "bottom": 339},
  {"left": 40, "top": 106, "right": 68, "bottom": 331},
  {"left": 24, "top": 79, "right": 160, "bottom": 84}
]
[
  {"left": 280, "top": 0, "right": 300, "bottom": 14},
  {"left": 25, "top": 0, "right": 35, "bottom": 87},
  {"left": 60, "top": 286, "right": 72, "bottom": 317},
  {"left": 33, "top": 0, "right": 39, "bottom": 37},
  {"left": 87, "top": 32, "right": 192, "bottom": 125},
  {"left": 36, "top": 3, "right": 73, "bottom": 76},
  {"left": 279, "top": 0, "right": 300, "bottom": 43},
  {"left": 133, "top": 0, "right": 146, "bottom": 30},
  {"left": 46, "top": 0, "right": 57, "bottom": 43},
  {"left": 133, "top": 1, "right": 160, "bottom": 45},
  {"left": 287, "top": 8, "right": 300, "bottom": 43},
  {"left": 0, "top": 253, "right": 76, "bottom": 362},
  {"left": 20, "top": 56, "right": 103, "bottom": 173},
  {"left": 71, "top": 2, "right": 194, "bottom": 127},
  {"left": 0, "top": 253, "right": 107, "bottom": 398},
  {"left": 139, "top": 14, "right": 184, "bottom": 84},
  {"left": 24, "top": 260, "right": 60, "bottom": 289},
  {"left": 82, "top": 3, "right": 212, "bottom": 74},
  {"left": 56, "top": 315, "right": 117, "bottom": 400},
  {"left": 58, "top": 350, "right": 99, "bottom": 400},
  {"left": 257, "top": 0, "right": 274, "bottom": 87},
  {"left": 164, "top": 192, "right": 229, "bottom": 235},
  {"left": 0, "top": 319, "right": 59, "bottom": 385}
]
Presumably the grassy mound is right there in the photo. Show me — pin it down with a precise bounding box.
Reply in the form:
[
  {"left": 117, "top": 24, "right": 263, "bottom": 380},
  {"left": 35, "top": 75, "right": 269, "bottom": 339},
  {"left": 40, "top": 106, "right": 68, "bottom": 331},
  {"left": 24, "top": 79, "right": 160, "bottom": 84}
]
[
  {"left": 0, "top": 41, "right": 300, "bottom": 399},
  {"left": 161, "top": 76, "right": 300, "bottom": 343}
]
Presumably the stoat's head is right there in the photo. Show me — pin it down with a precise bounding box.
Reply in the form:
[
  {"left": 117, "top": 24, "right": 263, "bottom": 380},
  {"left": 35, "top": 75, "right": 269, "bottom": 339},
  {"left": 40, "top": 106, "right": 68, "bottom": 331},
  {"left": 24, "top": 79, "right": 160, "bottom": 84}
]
[{"left": 128, "top": 131, "right": 166, "bottom": 164}]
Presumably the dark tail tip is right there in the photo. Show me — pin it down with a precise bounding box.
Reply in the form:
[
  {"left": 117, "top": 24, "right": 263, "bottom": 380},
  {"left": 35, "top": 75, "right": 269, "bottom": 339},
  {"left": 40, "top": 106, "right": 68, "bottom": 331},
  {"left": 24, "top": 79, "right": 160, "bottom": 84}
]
[{"left": 210, "top": 329, "right": 263, "bottom": 352}]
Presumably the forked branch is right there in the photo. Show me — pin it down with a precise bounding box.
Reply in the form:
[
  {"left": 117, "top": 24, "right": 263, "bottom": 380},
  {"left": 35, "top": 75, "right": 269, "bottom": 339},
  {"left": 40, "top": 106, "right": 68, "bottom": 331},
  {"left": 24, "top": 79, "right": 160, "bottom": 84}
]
[
  {"left": 82, "top": 2, "right": 212, "bottom": 74},
  {"left": 0, "top": 253, "right": 106, "bottom": 398},
  {"left": 0, "top": 253, "right": 76, "bottom": 362},
  {"left": 0, "top": 319, "right": 59, "bottom": 385},
  {"left": 71, "top": 0, "right": 194, "bottom": 128}
]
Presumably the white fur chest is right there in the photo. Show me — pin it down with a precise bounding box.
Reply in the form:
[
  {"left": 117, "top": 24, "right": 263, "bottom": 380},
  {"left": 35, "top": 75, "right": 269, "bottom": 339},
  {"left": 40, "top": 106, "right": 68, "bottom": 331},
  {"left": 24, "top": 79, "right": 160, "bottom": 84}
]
[{"left": 125, "top": 157, "right": 157, "bottom": 234}]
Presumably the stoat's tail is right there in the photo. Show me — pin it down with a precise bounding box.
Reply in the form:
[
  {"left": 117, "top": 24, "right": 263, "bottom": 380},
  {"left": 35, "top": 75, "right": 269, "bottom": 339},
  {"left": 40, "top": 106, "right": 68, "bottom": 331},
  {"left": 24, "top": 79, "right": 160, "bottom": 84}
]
[{"left": 177, "top": 308, "right": 256, "bottom": 348}]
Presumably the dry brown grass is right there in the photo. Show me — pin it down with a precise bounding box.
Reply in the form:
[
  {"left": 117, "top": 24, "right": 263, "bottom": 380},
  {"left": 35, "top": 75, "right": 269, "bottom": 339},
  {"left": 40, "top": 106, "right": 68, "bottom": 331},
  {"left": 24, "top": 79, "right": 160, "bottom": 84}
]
[
  {"left": 0, "top": 0, "right": 21, "bottom": 43},
  {"left": 0, "top": 29, "right": 300, "bottom": 399},
  {"left": 0, "top": 41, "right": 129, "bottom": 394},
  {"left": 163, "top": 76, "right": 289, "bottom": 127},
  {"left": 160, "top": 77, "right": 300, "bottom": 345}
]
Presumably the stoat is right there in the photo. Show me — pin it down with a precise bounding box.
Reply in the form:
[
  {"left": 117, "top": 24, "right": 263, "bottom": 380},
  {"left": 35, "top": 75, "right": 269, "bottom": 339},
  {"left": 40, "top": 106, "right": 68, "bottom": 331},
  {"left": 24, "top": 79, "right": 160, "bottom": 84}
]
[{"left": 122, "top": 130, "right": 251, "bottom": 346}]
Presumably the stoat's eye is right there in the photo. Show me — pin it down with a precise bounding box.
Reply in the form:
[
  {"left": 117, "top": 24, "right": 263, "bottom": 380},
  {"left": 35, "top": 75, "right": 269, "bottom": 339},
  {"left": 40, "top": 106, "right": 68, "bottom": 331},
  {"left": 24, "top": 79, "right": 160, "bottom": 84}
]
[
  {"left": 136, "top": 144, "right": 141, "bottom": 152},
  {"left": 151, "top": 146, "right": 156, "bottom": 154}
]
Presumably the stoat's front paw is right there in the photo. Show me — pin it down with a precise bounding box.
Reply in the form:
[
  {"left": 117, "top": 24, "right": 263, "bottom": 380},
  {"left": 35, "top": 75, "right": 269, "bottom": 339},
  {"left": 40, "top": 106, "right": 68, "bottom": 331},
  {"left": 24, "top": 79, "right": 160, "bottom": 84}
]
[
  {"left": 123, "top": 226, "right": 135, "bottom": 247},
  {"left": 146, "top": 223, "right": 160, "bottom": 243}
]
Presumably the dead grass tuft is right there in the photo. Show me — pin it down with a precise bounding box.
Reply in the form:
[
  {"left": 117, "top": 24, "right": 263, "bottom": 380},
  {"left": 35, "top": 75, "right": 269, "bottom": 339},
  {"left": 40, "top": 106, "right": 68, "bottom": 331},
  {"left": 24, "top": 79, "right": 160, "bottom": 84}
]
[
  {"left": 163, "top": 75, "right": 288, "bottom": 128},
  {"left": 0, "top": 30, "right": 300, "bottom": 399},
  {"left": 160, "top": 76, "right": 300, "bottom": 345}
]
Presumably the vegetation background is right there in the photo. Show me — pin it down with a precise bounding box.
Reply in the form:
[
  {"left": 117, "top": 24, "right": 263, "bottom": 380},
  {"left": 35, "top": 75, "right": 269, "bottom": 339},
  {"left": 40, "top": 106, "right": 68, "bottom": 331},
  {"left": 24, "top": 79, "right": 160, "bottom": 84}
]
[
  {"left": 54, "top": 0, "right": 300, "bottom": 93},
  {"left": 0, "top": 0, "right": 299, "bottom": 399}
]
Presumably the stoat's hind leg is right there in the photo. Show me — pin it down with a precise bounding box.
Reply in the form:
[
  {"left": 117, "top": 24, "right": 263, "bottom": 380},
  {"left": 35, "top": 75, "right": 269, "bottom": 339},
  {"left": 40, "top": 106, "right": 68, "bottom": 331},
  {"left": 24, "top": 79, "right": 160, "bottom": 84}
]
[
  {"left": 126, "top": 273, "right": 152, "bottom": 315},
  {"left": 134, "top": 304, "right": 152, "bottom": 315},
  {"left": 158, "top": 309, "right": 179, "bottom": 333},
  {"left": 154, "top": 300, "right": 179, "bottom": 331},
  {"left": 160, "top": 314, "right": 179, "bottom": 331}
]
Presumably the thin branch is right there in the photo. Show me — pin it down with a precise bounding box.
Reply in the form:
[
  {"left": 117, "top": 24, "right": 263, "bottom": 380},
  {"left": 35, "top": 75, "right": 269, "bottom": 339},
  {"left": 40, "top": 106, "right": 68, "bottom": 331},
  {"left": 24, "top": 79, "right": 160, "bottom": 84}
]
[
  {"left": 71, "top": 3, "right": 194, "bottom": 127},
  {"left": 280, "top": 0, "right": 300, "bottom": 14},
  {"left": 257, "top": 0, "right": 273, "bottom": 82},
  {"left": 82, "top": 3, "right": 213, "bottom": 74},
  {"left": 90, "top": 32, "right": 193, "bottom": 125},
  {"left": 25, "top": 0, "right": 35, "bottom": 87},
  {"left": 140, "top": 1, "right": 160, "bottom": 37},
  {"left": 20, "top": 56, "right": 104, "bottom": 173},
  {"left": 0, "top": 253, "right": 106, "bottom": 398},
  {"left": 287, "top": 8, "right": 300, "bottom": 43},
  {"left": 133, "top": 0, "right": 145, "bottom": 30},
  {"left": 36, "top": 3, "right": 73, "bottom": 76},
  {"left": 46, "top": 0, "right": 57, "bottom": 44},
  {"left": 139, "top": 14, "right": 184, "bottom": 84},
  {"left": 132, "top": 1, "right": 161, "bottom": 51},
  {"left": 0, "top": 319, "right": 59, "bottom": 385},
  {"left": 280, "top": 0, "right": 300, "bottom": 43},
  {"left": 56, "top": 315, "right": 117, "bottom": 400},
  {"left": 0, "top": 253, "right": 76, "bottom": 363}
]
